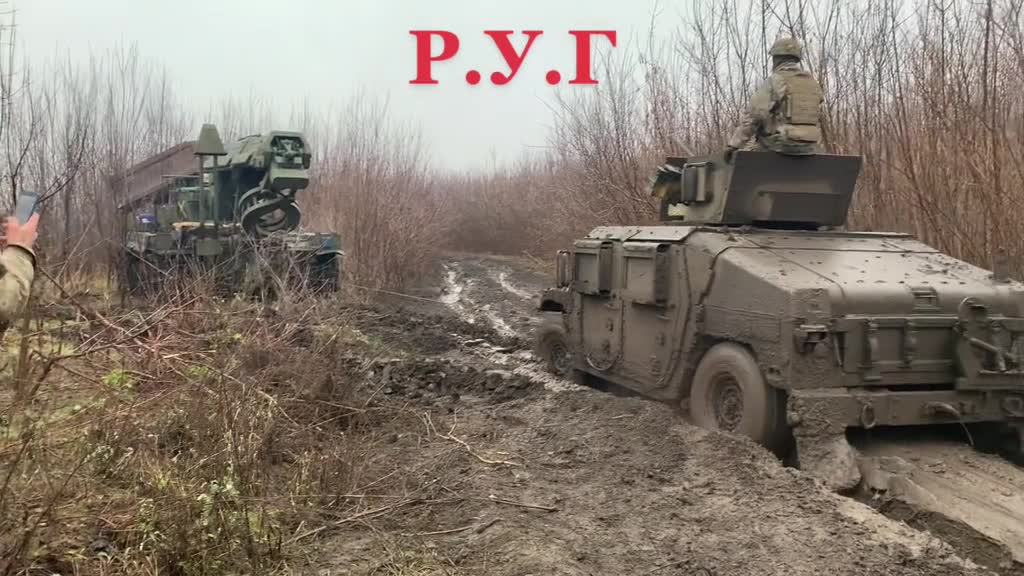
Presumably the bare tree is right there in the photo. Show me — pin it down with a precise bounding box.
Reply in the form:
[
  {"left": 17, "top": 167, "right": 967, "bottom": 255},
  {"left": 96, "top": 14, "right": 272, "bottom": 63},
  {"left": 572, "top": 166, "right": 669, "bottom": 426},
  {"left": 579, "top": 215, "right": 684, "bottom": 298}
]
[{"left": 442, "top": 0, "right": 1024, "bottom": 280}]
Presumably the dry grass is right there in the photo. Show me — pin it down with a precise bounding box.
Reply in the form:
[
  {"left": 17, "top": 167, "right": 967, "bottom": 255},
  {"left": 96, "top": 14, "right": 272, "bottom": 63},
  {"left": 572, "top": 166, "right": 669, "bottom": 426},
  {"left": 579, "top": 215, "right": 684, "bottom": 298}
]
[{"left": 0, "top": 276, "right": 434, "bottom": 575}]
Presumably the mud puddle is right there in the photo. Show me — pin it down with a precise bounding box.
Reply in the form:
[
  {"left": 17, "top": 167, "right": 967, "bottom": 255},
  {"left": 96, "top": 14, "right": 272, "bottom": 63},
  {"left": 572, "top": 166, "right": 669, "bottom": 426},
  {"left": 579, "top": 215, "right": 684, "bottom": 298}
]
[
  {"left": 367, "top": 355, "right": 541, "bottom": 407},
  {"left": 436, "top": 256, "right": 583, "bottom": 393},
  {"left": 439, "top": 258, "right": 543, "bottom": 337}
]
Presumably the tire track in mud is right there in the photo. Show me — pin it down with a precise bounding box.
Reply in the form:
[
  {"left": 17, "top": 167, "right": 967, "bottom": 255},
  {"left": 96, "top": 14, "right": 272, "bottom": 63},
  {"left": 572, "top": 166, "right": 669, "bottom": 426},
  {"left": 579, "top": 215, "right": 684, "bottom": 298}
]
[
  {"left": 441, "top": 262, "right": 517, "bottom": 338},
  {"left": 852, "top": 432, "right": 1024, "bottom": 574},
  {"left": 493, "top": 270, "right": 535, "bottom": 300},
  {"left": 440, "top": 258, "right": 583, "bottom": 392}
]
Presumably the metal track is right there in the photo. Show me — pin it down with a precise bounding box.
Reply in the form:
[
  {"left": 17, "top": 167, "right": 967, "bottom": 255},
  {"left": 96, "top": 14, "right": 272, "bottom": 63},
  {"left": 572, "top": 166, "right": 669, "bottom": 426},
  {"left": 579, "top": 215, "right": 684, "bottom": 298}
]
[{"left": 237, "top": 186, "right": 301, "bottom": 237}]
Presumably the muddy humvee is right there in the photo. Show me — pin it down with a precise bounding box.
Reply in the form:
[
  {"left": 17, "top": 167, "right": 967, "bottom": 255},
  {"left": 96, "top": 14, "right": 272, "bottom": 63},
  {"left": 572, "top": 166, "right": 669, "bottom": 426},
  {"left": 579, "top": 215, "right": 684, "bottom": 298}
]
[{"left": 535, "top": 150, "right": 1024, "bottom": 462}]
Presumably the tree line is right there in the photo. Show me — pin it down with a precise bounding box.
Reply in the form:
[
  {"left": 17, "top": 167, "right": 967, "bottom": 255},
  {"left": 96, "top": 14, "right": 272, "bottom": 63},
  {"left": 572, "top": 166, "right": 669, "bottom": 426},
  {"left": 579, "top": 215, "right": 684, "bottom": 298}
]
[{"left": 4, "top": 0, "right": 1024, "bottom": 291}]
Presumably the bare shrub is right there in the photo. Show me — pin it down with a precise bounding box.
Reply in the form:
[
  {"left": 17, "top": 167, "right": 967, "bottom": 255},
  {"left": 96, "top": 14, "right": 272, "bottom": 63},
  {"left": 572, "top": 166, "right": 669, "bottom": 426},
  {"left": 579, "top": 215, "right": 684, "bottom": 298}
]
[
  {"left": 304, "top": 96, "right": 449, "bottom": 292},
  {"left": 440, "top": 157, "right": 560, "bottom": 255},
  {"left": 445, "top": 0, "right": 1024, "bottom": 279}
]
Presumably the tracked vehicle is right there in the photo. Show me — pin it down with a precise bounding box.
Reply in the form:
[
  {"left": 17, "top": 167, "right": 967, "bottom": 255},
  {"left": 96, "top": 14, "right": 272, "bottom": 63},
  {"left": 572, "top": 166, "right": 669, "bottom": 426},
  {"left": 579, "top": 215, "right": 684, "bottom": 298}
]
[
  {"left": 118, "top": 124, "right": 342, "bottom": 298},
  {"left": 536, "top": 151, "right": 1024, "bottom": 460}
]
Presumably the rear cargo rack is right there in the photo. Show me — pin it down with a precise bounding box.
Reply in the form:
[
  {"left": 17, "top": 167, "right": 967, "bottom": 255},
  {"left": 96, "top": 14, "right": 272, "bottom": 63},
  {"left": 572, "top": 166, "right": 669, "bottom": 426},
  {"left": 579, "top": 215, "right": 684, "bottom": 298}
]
[{"left": 832, "top": 301, "right": 1024, "bottom": 389}]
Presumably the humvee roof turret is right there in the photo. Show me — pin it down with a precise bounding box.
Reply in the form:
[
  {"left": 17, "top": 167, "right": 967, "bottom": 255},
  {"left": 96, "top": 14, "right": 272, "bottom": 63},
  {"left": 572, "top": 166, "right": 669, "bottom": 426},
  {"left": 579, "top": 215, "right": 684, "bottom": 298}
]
[{"left": 651, "top": 151, "right": 861, "bottom": 228}]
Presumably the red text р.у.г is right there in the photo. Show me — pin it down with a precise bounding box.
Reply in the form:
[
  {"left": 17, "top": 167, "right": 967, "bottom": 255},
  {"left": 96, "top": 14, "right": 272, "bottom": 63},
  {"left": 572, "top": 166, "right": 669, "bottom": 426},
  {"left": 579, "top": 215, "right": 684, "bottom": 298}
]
[{"left": 409, "top": 30, "right": 617, "bottom": 86}]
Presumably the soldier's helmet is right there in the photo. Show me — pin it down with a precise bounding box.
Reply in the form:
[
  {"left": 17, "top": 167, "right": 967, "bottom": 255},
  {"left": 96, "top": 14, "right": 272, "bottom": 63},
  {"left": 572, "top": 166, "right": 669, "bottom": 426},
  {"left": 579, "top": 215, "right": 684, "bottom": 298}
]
[{"left": 769, "top": 37, "right": 803, "bottom": 59}]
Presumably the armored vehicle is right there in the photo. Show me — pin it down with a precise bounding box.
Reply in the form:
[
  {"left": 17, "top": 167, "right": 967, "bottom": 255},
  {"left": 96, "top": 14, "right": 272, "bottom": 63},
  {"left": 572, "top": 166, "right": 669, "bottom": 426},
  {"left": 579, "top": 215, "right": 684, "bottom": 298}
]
[
  {"left": 119, "top": 124, "right": 342, "bottom": 297},
  {"left": 535, "top": 151, "right": 1024, "bottom": 460}
]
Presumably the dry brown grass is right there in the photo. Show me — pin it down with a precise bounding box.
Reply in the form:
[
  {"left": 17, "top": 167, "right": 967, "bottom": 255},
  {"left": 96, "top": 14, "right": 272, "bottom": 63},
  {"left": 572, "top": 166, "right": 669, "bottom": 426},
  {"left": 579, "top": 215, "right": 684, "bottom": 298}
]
[{"left": 0, "top": 275, "right": 431, "bottom": 575}]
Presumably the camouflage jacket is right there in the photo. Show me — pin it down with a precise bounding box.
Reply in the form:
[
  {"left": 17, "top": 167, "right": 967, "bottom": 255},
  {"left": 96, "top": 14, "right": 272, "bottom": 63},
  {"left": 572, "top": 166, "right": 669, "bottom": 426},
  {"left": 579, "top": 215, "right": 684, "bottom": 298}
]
[
  {"left": 0, "top": 245, "right": 34, "bottom": 320},
  {"left": 727, "top": 61, "right": 822, "bottom": 154}
]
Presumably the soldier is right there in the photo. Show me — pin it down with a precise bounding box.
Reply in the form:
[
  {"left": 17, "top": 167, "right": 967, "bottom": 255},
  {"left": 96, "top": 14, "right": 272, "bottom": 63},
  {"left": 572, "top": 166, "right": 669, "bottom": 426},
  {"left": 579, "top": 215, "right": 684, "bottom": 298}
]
[
  {"left": 725, "top": 36, "right": 823, "bottom": 159},
  {"left": 0, "top": 213, "right": 39, "bottom": 321}
]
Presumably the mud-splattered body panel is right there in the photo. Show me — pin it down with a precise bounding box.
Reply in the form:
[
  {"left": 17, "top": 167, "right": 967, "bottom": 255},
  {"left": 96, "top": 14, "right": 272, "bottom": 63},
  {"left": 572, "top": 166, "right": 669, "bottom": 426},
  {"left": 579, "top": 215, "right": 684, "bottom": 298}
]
[{"left": 551, "top": 224, "right": 1024, "bottom": 428}]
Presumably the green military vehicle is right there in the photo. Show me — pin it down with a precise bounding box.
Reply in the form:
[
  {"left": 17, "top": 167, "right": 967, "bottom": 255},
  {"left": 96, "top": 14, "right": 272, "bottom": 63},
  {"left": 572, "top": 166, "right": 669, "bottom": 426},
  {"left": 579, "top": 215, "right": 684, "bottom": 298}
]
[
  {"left": 535, "top": 150, "right": 1024, "bottom": 466},
  {"left": 119, "top": 124, "right": 342, "bottom": 298}
]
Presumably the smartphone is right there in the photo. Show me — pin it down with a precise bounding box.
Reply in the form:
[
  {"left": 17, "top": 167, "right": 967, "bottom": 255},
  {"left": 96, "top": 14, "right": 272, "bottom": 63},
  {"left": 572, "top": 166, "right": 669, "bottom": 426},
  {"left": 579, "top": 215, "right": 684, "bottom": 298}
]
[{"left": 14, "top": 190, "right": 39, "bottom": 224}]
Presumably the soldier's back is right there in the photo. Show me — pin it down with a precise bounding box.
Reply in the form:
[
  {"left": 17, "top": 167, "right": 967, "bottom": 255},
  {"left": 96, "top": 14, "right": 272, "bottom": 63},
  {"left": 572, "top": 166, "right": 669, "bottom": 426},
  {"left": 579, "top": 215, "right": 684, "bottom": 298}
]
[{"left": 763, "top": 65, "right": 823, "bottom": 154}]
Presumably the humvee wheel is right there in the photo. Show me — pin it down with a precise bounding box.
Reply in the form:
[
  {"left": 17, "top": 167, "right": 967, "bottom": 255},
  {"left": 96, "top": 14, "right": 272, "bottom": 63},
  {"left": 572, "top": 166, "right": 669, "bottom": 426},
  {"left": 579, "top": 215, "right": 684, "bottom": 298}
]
[
  {"left": 689, "top": 342, "right": 784, "bottom": 449},
  {"left": 535, "top": 323, "right": 573, "bottom": 378}
]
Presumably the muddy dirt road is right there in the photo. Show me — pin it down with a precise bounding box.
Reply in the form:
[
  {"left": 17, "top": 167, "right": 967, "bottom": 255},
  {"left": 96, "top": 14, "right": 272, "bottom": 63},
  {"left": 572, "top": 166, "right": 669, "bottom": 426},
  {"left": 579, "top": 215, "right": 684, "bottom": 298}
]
[
  {"left": 436, "top": 256, "right": 549, "bottom": 338},
  {"left": 854, "top": 431, "right": 1024, "bottom": 572},
  {"left": 311, "top": 254, "right": 1024, "bottom": 576}
]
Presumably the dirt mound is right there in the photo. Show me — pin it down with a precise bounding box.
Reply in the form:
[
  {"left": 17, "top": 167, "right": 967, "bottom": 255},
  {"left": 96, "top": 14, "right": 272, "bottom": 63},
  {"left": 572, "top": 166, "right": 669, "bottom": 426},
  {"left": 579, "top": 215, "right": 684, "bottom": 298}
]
[
  {"left": 316, "top": 388, "right": 983, "bottom": 576},
  {"left": 369, "top": 356, "right": 540, "bottom": 406},
  {"left": 346, "top": 303, "right": 519, "bottom": 355}
]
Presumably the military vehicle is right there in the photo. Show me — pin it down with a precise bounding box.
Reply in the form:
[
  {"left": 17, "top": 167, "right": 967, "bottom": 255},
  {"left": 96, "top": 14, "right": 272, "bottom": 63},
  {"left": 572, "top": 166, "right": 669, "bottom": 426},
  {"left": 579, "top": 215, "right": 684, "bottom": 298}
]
[
  {"left": 119, "top": 124, "right": 342, "bottom": 297},
  {"left": 535, "top": 150, "right": 1024, "bottom": 461}
]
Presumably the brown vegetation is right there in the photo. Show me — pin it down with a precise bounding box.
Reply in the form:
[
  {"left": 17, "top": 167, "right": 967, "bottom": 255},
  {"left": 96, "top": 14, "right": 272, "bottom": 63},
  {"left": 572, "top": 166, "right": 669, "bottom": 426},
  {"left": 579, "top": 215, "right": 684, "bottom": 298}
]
[
  {"left": 0, "top": 284, "right": 425, "bottom": 574},
  {"left": 445, "top": 0, "right": 1024, "bottom": 278},
  {"left": 303, "top": 97, "right": 448, "bottom": 292}
]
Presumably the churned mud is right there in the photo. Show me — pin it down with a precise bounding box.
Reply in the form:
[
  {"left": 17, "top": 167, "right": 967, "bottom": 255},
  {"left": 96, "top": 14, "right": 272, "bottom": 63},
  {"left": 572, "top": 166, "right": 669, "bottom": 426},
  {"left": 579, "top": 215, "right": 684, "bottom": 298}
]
[
  {"left": 437, "top": 256, "right": 547, "bottom": 338},
  {"left": 315, "top": 390, "right": 982, "bottom": 575},
  {"left": 306, "top": 254, "right": 1024, "bottom": 575},
  {"left": 853, "top": 429, "right": 1024, "bottom": 574}
]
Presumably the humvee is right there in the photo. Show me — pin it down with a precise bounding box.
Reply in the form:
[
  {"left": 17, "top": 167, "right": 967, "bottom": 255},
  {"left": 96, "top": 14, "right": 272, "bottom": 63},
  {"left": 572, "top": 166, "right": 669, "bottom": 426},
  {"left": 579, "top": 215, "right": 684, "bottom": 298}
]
[{"left": 535, "top": 151, "right": 1024, "bottom": 459}]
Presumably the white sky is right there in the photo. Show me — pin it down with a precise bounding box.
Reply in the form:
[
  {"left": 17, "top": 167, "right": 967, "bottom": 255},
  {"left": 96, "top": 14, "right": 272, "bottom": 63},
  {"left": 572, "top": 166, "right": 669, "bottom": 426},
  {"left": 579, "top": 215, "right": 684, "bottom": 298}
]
[{"left": 16, "top": 0, "right": 678, "bottom": 171}]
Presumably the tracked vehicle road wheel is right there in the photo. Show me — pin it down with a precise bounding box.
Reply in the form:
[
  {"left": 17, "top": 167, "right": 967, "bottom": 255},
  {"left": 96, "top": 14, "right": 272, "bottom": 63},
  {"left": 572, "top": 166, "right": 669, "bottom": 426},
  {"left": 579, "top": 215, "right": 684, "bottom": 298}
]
[
  {"left": 121, "top": 254, "right": 141, "bottom": 295},
  {"left": 689, "top": 342, "right": 785, "bottom": 450},
  {"left": 535, "top": 322, "right": 574, "bottom": 378}
]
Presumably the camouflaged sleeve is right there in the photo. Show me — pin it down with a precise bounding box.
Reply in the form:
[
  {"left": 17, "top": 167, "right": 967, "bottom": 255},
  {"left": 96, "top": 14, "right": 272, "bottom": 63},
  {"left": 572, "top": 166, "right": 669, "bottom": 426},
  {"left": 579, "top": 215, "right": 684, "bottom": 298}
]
[
  {"left": 0, "top": 246, "right": 34, "bottom": 320},
  {"left": 727, "top": 78, "right": 777, "bottom": 148}
]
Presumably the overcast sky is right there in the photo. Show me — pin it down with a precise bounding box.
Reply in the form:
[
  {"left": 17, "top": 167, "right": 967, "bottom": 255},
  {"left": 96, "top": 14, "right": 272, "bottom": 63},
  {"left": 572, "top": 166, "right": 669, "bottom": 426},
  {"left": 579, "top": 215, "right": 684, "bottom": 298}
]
[{"left": 16, "top": 0, "right": 678, "bottom": 171}]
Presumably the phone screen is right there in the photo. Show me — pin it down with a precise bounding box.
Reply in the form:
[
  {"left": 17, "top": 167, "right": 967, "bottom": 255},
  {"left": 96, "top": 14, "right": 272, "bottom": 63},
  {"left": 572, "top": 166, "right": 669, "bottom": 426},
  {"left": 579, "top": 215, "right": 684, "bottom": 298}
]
[{"left": 14, "top": 191, "right": 39, "bottom": 224}]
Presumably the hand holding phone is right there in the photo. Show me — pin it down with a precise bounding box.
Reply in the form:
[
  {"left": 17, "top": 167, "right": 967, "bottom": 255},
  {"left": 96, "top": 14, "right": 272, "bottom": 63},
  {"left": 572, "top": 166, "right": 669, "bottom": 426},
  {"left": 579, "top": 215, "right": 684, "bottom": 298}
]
[
  {"left": 5, "top": 191, "right": 40, "bottom": 253},
  {"left": 14, "top": 190, "right": 39, "bottom": 225}
]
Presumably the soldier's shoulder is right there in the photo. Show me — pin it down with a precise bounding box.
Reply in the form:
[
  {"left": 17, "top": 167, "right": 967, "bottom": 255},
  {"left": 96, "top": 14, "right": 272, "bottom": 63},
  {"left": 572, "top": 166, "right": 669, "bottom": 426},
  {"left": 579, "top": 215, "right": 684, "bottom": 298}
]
[{"left": 0, "top": 246, "right": 34, "bottom": 275}]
